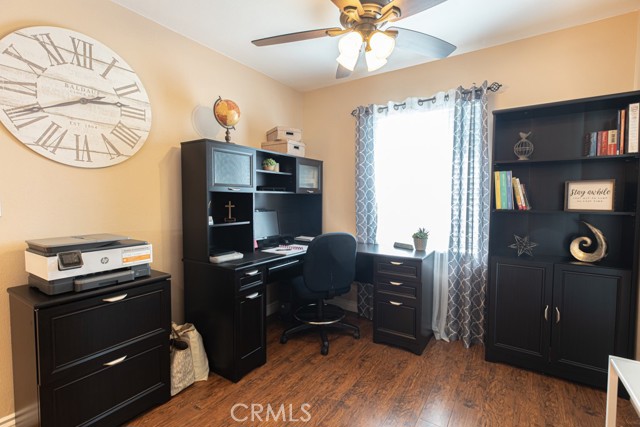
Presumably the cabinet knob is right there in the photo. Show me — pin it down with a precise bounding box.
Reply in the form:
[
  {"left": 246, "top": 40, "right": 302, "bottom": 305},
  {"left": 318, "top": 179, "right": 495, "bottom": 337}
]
[
  {"left": 102, "top": 294, "right": 127, "bottom": 303},
  {"left": 104, "top": 355, "right": 127, "bottom": 367},
  {"left": 389, "top": 301, "right": 403, "bottom": 306}
]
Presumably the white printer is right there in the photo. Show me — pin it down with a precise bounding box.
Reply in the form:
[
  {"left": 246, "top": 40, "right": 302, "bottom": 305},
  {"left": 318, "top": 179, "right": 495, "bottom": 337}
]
[{"left": 25, "top": 233, "right": 153, "bottom": 295}]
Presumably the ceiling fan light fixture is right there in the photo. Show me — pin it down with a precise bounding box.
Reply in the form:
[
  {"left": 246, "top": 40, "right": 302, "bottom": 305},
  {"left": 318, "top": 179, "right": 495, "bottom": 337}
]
[
  {"left": 365, "top": 49, "right": 387, "bottom": 71},
  {"left": 336, "top": 31, "right": 363, "bottom": 71},
  {"left": 368, "top": 31, "right": 395, "bottom": 59}
]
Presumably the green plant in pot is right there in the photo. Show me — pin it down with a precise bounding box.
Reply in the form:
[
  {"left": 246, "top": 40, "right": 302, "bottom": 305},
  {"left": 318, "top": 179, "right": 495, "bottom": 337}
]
[
  {"left": 262, "top": 158, "right": 277, "bottom": 171},
  {"left": 412, "top": 227, "right": 429, "bottom": 251}
]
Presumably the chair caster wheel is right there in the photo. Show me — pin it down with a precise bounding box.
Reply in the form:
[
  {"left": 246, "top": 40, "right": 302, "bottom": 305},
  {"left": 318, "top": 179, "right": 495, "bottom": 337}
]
[
  {"left": 321, "top": 346, "right": 329, "bottom": 356},
  {"left": 280, "top": 335, "right": 288, "bottom": 344},
  {"left": 354, "top": 331, "right": 360, "bottom": 339}
]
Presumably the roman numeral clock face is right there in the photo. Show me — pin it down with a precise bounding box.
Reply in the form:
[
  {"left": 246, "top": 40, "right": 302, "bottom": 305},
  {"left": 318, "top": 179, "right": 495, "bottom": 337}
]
[{"left": 0, "top": 26, "right": 151, "bottom": 168}]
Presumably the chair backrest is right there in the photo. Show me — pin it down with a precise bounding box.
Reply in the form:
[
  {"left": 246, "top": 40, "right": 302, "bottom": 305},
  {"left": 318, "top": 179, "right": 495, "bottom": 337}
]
[{"left": 302, "top": 232, "right": 357, "bottom": 297}]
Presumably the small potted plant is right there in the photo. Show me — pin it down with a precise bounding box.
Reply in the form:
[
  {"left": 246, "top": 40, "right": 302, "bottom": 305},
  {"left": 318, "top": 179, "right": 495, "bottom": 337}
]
[
  {"left": 262, "top": 158, "right": 277, "bottom": 171},
  {"left": 412, "top": 227, "right": 429, "bottom": 251}
]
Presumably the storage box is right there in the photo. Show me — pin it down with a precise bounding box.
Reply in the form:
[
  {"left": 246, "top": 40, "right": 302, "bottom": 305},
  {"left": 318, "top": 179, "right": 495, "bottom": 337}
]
[
  {"left": 266, "top": 126, "right": 302, "bottom": 142},
  {"left": 261, "top": 140, "right": 306, "bottom": 157}
]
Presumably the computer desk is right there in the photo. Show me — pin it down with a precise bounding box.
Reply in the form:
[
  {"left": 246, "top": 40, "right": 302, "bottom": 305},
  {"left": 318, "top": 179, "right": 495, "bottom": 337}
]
[{"left": 183, "top": 243, "right": 434, "bottom": 382}]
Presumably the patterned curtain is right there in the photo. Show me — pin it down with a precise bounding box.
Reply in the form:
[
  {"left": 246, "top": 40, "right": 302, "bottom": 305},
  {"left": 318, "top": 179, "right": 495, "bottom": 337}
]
[
  {"left": 445, "top": 81, "right": 491, "bottom": 347},
  {"left": 354, "top": 105, "right": 377, "bottom": 244}
]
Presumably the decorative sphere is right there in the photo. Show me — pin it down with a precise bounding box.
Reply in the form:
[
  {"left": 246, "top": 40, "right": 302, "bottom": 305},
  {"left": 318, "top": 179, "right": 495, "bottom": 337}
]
[
  {"left": 213, "top": 98, "right": 241, "bottom": 129},
  {"left": 514, "top": 133, "right": 534, "bottom": 160}
]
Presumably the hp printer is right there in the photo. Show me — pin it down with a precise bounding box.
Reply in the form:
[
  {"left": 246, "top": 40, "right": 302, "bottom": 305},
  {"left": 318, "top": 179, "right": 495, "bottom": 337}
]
[{"left": 25, "top": 233, "right": 152, "bottom": 295}]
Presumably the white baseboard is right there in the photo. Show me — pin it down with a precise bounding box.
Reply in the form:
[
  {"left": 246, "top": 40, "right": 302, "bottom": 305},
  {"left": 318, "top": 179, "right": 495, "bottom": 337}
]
[{"left": 0, "top": 413, "right": 16, "bottom": 427}]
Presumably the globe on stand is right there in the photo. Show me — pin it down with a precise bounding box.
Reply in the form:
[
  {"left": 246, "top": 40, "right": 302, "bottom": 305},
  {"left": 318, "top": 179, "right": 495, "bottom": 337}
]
[
  {"left": 213, "top": 96, "right": 241, "bottom": 143},
  {"left": 514, "top": 131, "right": 534, "bottom": 160}
]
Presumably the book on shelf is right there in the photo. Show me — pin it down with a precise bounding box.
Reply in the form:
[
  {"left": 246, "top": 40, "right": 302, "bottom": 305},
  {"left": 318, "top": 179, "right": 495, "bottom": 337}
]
[
  {"left": 619, "top": 108, "right": 626, "bottom": 154},
  {"left": 520, "top": 183, "right": 531, "bottom": 210},
  {"left": 494, "top": 171, "right": 531, "bottom": 210},
  {"left": 505, "top": 170, "right": 513, "bottom": 209},
  {"left": 629, "top": 102, "right": 639, "bottom": 154},
  {"left": 608, "top": 130, "right": 618, "bottom": 156},
  {"left": 494, "top": 171, "right": 502, "bottom": 209}
]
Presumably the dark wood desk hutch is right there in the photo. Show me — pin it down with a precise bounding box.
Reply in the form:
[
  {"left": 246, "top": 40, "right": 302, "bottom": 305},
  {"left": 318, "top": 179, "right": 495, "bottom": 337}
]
[
  {"left": 486, "top": 91, "right": 640, "bottom": 389},
  {"left": 181, "top": 139, "right": 322, "bottom": 382}
]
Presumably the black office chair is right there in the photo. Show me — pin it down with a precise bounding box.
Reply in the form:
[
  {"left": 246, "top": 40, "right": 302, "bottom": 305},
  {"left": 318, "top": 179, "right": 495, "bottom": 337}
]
[{"left": 280, "top": 232, "right": 360, "bottom": 355}]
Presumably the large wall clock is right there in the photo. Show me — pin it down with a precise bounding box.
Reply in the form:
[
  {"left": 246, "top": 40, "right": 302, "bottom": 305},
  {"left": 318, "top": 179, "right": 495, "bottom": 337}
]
[{"left": 0, "top": 26, "right": 151, "bottom": 168}]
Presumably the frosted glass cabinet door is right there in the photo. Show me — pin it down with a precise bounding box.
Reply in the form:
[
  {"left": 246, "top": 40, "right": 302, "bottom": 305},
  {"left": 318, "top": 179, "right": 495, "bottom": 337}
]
[
  {"left": 296, "top": 158, "right": 322, "bottom": 194},
  {"left": 211, "top": 146, "right": 255, "bottom": 191}
]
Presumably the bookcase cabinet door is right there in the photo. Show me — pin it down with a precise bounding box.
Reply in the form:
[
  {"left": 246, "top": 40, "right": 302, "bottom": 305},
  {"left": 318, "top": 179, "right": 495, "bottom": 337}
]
[
  {"left": 548, "top": 264, "right": 631, "bottom": 386},
  {"left": 486, "top": 258, "right": 552, "bottom": 370}
]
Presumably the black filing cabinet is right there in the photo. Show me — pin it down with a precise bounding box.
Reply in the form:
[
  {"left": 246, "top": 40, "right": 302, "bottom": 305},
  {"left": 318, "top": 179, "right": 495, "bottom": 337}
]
[
  {"left": 7, "top": 271, "right": 171, "bottom": 427},
  {"left": 372, "top": 250, "right": 434, "bottom": 355}
]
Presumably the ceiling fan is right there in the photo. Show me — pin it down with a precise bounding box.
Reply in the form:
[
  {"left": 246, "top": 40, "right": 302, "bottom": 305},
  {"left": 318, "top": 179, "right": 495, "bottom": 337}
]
[{"left": 251, "top": 0, "right": 456, "bottom": 79}]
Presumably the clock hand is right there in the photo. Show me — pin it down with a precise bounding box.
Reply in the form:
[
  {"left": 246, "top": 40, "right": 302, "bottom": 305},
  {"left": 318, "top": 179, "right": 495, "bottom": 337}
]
[
  {"left": 28, "top": 96, "right": 106, "bottom": 112},
  {"left": 84, "top": 99, "right": 129, "bottom": 108}
]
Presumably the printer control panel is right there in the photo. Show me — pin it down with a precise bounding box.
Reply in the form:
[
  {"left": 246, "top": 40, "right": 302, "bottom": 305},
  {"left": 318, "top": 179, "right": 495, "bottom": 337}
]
[{"left": 58, "top": 250, "right": 84, "bottom": 271}]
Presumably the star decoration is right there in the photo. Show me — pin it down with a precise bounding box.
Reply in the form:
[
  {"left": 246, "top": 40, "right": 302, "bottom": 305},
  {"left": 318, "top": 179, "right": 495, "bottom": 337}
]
[{"left": 509, "top": 235, "right": 538, "bottom": 256}]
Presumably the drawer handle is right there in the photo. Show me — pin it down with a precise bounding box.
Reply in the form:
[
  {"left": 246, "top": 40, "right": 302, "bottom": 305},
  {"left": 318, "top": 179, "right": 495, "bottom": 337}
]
[
  {"left": 389, "top": 301, "right": 403, "bottom": 306},
  {"left": 244, "top": 270, "right": 260, "bottom": 277},
  {"left": 306, "top": 190, "right": 314, "bottom": 193},
  {"left": 228, "top": 187, "right": 241, "bottom": 191},
  {"left": 555, "top": 307, "right": 561, "bottom": 324},
  {"left": 389, "top": 281, "right": 403, "bottom": 286},
  {"left": 246, "top": 292, "right": 261, "bottom": 300},
  {"left": 102, "top": 294, "right": 127, "bottom": 303},
  {"left": 544, "top": 305, "right": 549, "bottom": 321},
  {"left": 104, "top": 355, "right": 127, "bottom": 367},
  {"left": 390, "top": 261, "right": 403, "bottom": 266}
]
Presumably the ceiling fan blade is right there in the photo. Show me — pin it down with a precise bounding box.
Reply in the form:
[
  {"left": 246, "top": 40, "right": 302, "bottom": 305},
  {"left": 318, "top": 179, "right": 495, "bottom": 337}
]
[
  {"left": 252, "top": 28, "right": 341, "bottom": 46},
  {"left": 390, "top": 27, "right": 456, "bottom": 58},
  {"left": 330, "top": 0, "right": 364, "bottom": 14},
  {"left": 382, "top": 0, "right": 447, "bottom": 22},
  {"left": 336, "top": 63, "right": 352, "bottom": 79}
]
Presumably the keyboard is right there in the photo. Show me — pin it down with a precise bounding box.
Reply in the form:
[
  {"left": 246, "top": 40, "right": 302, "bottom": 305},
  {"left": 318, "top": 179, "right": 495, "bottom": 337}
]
[{"left": 261, "top": 244, "right": 308, "bottom": 255}]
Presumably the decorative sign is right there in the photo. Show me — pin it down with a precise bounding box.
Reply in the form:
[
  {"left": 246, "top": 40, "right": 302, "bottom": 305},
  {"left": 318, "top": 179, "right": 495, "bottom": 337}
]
[{"left": 565, "top": 179, "right": 615, "bottom": 211}]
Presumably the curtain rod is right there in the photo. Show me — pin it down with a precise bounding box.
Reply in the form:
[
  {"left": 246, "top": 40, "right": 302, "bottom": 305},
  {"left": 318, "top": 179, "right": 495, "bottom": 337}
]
[{"left": 351, "top": 81, "right": 502, "bottom": 116}]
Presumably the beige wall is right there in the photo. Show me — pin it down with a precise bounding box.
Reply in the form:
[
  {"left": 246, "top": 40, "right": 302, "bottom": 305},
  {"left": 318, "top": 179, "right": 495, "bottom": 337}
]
[
  {"left": 304, "top": 11, "right": 640, "bottom": 310},
  {"left": 0, "top": 1, "right": 639, "bottom": 420},
  {"left": 0, "top": 0, "right": 303, "bottom": 417}
]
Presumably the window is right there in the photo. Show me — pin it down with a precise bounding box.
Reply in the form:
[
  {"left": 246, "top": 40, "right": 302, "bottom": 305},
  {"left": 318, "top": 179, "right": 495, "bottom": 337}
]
[{"left": 373, "top": 100, "right": 454, "bottom": 251}]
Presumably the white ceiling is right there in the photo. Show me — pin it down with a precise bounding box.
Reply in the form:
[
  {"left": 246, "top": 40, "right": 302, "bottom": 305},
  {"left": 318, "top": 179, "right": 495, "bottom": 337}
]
[{"left": 111, "top": 0, "right": 639, "bottom": 92}]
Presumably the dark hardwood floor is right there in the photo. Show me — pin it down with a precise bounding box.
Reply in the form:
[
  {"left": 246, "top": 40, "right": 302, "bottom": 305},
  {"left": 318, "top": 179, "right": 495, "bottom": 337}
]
[{"left": 129, "top": 315, "right": 640, "bottom": 427}]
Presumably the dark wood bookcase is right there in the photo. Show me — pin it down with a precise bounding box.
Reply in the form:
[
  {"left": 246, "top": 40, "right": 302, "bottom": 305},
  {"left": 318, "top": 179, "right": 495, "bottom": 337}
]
[{"left": 485, "top": 91, "right": 640, "bottom": 389}]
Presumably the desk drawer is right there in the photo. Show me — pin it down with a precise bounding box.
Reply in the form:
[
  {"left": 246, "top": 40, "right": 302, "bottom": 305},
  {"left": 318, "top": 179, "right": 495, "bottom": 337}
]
[
  {"left": 374, "top": 295, "right": 418, "bottom": 341},
  {"left": 376, "top": 277, "right": 418, "bottom": 298},
  {"left": 376, "top": 258, "right": 421, "bottom": 280},
  {"left": 237, "top": 267, "right": 265, "bottom": 292},
  {"left": 37, "top": 281, "right": 169, "bottom": 383}
]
